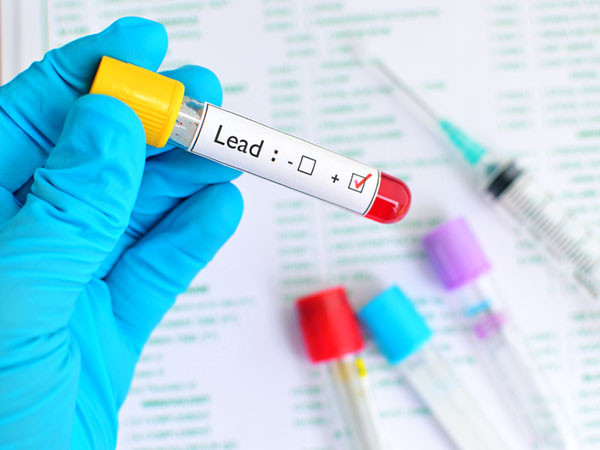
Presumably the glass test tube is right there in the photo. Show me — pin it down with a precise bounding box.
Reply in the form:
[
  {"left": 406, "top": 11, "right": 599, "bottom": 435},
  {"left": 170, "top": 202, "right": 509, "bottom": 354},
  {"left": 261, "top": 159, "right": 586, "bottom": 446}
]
[
  {"left": 423, "top": 217, "right": 578, "bottom": 449},
  {"left": 89, "top": 56, "right": 411, "bottom": 224},
  {"left": 296, "top": 287, "right": 387, "bottom": 450},
  {"left": 359, "top": 286, "right": 510, "bottom": 450}
]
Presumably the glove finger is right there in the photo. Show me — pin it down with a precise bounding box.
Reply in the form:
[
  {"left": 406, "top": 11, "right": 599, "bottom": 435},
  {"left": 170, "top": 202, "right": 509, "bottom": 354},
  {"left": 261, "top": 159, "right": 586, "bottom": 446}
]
[
  {"left": 105, "top": 182, "right": 243, "bottom": 353},
  {"left": 0, "top": 186, "right": 19, "bottom": 224},
  {"left": 94, "top": 150, "right": 241, "bottom": 278},
  {"left": 95, "top": 65, "right": 241, "bottom": 277},
  {"left": 0, "top": 94, "right": 145, "bottom": 335},
  {"left": 0, "top": 17, "right": 167, "bottom": 195},
  {"left": 130, "top": 149, "right": 241, "bottom": 235}
]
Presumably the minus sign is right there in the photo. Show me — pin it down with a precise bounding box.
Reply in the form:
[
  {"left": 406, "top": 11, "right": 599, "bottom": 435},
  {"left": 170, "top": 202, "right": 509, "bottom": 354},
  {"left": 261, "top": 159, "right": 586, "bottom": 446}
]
[{"left": 288, "top": 161, "right": 293, "bottom": 165}]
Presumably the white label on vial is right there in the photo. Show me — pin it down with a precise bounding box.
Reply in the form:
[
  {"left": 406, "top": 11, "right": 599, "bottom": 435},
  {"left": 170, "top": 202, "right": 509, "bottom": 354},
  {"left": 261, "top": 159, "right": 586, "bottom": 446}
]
[{"left": 187, "top": 104, "right": 380, "bottom": 215}]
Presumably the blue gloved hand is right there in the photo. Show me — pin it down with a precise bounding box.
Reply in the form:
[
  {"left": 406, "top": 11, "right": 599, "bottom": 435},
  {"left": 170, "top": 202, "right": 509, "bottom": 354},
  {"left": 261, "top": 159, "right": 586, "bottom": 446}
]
[{"left": 0, "top": 17, "right": 243, "bottom": 448}]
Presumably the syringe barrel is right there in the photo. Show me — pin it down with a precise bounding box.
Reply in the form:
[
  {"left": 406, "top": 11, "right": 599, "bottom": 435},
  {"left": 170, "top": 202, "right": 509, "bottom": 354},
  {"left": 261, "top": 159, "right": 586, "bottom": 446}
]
[
  {"left": 90, "top": 56, "right": 410, "bottom": 224},
  {"left": 484, "top": 161, "right": 600, "bottom": 297}
]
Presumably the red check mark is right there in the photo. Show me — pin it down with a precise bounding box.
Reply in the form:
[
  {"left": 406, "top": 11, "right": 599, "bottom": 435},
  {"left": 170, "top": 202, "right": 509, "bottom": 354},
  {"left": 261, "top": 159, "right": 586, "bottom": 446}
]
[{"left": 355, "top": 173, "right": 372, "bottom": 189}]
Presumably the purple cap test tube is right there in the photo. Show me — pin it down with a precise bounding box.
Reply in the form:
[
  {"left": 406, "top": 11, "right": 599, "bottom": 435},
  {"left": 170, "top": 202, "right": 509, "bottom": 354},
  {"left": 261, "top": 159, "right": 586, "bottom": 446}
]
[
  {"left": 422, "top": 217, "right": 577, "bottom": 448},
  {"left": 423, "top": 217, "right": 491, "bottom": 290}
]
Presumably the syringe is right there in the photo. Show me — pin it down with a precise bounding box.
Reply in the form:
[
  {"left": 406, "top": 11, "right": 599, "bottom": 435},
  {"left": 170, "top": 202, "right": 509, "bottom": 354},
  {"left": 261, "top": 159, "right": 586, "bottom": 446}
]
[
  {"left": 89, "top": 56, "right": 411, "bottom": 224},
  {"left": 367, "top": 56, "right": 600, "bottom": 297},
  {"left": 423, "top": 217, "right": 578, "bottom": 449},
  {"left": 359, "top": 286, "right": 510, "bottom": 450},
  {"left": 296, "top": 287, "right": 388, "bottom": 450}
]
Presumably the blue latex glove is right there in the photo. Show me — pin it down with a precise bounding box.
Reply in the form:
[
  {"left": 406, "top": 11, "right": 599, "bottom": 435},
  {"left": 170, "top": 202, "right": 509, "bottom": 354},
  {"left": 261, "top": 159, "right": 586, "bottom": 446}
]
[{"left": 0, "top": 17, "right": 243, "bottom": 448}]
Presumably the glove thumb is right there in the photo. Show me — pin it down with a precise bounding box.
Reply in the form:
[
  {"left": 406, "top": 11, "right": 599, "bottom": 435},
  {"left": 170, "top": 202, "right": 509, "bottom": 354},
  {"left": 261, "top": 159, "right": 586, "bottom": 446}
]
[{"left": 0, "top": 94, "right": 145, "bottom": 334}]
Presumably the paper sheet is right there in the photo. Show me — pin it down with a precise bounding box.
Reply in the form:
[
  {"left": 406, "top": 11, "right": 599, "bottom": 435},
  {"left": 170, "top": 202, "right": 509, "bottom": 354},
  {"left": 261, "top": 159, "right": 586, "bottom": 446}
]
[
  {"left": 7, "top": 0, "right": 600, "bottom": 448},
  {"left": 0, "top": 0, "right": 47, "bottom": 84}
]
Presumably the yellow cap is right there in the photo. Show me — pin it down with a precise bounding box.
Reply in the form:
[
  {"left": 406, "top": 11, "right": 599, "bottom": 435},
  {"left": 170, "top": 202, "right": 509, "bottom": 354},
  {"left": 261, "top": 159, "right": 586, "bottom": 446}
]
[{"left": 90, "top": 56, "right": 185, "bottom": 148}]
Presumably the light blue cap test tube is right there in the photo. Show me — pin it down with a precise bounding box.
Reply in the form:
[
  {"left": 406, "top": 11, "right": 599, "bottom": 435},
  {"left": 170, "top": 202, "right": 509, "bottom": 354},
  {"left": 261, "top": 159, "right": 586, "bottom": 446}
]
[
  {"left": 359, "top": 286, "right": 510, "bottom": 450},
  {"left": 358, "top": 286, "right": 432, "bottom": 365}
]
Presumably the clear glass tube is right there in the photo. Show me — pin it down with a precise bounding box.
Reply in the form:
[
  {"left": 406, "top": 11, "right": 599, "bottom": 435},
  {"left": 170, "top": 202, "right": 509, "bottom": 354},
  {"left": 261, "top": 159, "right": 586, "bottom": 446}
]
[
  {"left": 324, "top": 354, "right": 387, "bottom": 450},
  {"left": 455, "top": 275, "right": 578, "bottom": 448},
  {"left": 167, "top": 96, "right": 410, "bottom": 224},
  {"left": 401, "top": 341, "right": 510, "bottom": 450}
]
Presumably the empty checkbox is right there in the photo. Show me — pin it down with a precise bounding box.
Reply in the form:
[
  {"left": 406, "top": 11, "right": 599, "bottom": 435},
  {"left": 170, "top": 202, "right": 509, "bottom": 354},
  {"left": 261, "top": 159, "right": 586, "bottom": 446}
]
[{"left": 298, "top": 156, "right": 316, "bottom": 175}]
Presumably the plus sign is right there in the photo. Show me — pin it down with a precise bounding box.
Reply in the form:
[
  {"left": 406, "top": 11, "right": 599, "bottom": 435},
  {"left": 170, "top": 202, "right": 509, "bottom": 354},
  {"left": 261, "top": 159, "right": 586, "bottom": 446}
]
[{"left": 331, "top": 174, "right": 340, "bottom": 183}]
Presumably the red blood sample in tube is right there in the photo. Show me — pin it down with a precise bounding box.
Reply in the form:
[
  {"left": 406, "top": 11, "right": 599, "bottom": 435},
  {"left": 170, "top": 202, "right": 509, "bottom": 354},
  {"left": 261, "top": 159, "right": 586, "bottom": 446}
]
[{"left": 365, "top": 172, "right": 411, "bottom": 224}]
